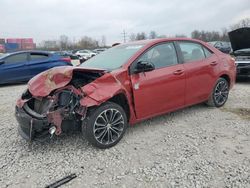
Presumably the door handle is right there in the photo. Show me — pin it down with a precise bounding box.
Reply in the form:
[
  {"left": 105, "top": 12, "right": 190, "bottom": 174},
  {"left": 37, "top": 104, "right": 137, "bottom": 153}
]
[
  {"left": 210, "top": 61, "right": 218, "bottom": 66},
  {"left": 173, "top": 69, "right": 184, "bottom": 75}
]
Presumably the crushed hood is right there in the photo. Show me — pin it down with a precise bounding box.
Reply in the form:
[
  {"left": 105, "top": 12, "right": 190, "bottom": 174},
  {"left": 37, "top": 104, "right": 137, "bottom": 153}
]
[
  {"left": 228, "top": 27, "right": 250, "bottom": 52},
  {"left": 28, "top": 66, "right": 105, "bottom": 97}
]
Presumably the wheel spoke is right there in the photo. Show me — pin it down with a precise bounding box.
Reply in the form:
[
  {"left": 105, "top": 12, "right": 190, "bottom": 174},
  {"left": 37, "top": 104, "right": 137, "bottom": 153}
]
[
  {"left": 112, "top": 126, "right": 123, "bottom": 133},
  {"left": 109, "top": 129, "right": 113, "bottom": 142},
  {"left": 100, "top": 129, "right": 108, "bottom": 143},
  {"left": 94, "top": 126, "right": 106, "bottom": 133},
  {"left": 99, "top": 115, "right": 107, "bottom": 123},
  {"left": 112, "top": 120, "right": 124, "bottom": 126},
  {"left": 103, "top": 110, "right": 109, "bottom": 123},
  {"left": 111, "top": 115, "right": 122, "bottom": 125},
  {"left": 96, "top": 128, "right": 107, "bottom": 139},
  {"left": 110, "top": 127, "right": 120, "bottom": 135},
  {"left": 110, "top": 110, "right": 119, "bottom": 122},
  {"left": 95, "top": 122, "right": 106, "bottom": 127}
]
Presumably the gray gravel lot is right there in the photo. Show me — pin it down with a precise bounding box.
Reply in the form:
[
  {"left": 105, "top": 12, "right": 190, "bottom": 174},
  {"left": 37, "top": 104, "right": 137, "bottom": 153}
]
[{"left": 0, "top": 82, "right": 249, "bottom": 188}]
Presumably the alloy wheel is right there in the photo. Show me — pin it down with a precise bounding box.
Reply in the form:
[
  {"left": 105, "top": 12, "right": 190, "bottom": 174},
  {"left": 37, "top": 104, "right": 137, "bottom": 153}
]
[
  {"left": 93, "top": 108, "right": 125, "bottom": 145},
  {"left": 214, "top": 80, "right": 229, "bottom": 106}
]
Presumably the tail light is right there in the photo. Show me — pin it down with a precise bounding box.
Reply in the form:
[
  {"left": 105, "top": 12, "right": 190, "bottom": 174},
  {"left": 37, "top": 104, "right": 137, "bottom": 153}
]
[{"left": 60, "top": 57, "right": 72, "bottom": 64}]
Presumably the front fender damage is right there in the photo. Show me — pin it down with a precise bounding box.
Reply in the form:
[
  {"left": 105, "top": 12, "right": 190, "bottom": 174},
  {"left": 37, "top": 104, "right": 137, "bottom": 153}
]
[
  {"left": 80, "top": 73, "right": 126, "bottom": 107},
  {"left": 16, "top": 67, "right": 133, "bottom": 141}
]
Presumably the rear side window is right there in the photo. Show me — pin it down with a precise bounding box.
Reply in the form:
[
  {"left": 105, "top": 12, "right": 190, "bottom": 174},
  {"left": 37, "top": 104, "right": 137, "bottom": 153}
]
[
  {"left": 138, "top": 43, "right": 178, "bottom": 69},
  {"left": 178, "top": 42, "right": 206, "bottom": 62},
  {"left": 30, "top": 53, "right": 49, "bottom": 61},
  {"left": 5, "top": 53, "right": 27, "bottom": 64}
]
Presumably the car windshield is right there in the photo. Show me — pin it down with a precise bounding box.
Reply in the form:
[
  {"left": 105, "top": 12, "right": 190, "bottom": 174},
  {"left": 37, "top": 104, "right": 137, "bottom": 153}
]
[
  {"left": 80, "top": 44, "right": 145, "bottom": 70},
  {"left": 0, "top": 53, "right": 10, "bottom": 58}
]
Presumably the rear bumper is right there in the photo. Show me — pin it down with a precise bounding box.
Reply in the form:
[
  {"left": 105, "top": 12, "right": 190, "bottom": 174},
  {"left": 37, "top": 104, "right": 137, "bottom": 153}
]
[{"left": 15, "top": 106, "right": 50, "bottom": 141}]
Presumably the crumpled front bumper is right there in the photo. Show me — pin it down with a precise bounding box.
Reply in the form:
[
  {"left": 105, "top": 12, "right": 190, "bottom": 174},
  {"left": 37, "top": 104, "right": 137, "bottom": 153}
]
[{"left": 15, "top": 106, "right": 50, "bottom": 141}]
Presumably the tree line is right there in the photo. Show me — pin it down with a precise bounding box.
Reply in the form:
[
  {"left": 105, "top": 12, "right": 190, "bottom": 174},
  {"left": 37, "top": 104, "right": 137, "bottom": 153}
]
[{"left": 38, "top": 18, "right": 249, "bottom": 50}]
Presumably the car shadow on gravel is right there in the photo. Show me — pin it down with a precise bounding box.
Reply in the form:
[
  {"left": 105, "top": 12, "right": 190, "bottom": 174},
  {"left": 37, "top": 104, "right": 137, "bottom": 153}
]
[
  {"left": 236, "top": 77, "right": 250, "bottom": 83},
  {"left": 127, "top": 103, "right": 209, "bottom": 132},
  {"left": 21, "top": 103, "right": 211, "bottom": 151}
]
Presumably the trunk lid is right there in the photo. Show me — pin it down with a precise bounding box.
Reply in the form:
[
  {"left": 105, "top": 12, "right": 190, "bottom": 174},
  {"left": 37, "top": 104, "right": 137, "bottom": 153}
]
[{"left": 228, "top": 27, "right": 250, "bottom": 52}]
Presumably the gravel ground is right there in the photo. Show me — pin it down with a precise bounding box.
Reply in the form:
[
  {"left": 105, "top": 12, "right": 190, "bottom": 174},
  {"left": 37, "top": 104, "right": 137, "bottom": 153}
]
[{"left": 0, "top": 81, "right": 249, "bottom": 188}]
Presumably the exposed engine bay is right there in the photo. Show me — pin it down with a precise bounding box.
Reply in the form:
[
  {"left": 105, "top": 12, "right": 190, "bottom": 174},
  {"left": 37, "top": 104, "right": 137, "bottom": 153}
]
[{"left": 16, "top": 70, "right": 104, "bottom": 141}]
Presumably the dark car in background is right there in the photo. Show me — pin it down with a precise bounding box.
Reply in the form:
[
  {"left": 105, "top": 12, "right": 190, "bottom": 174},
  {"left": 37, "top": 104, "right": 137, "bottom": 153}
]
[
  {"left": 229, "top": 27, "right": 250, "bottom": 79},
  {"left": 0, "top": 51, "right": 72, "bottom": 84},
  {"left": 208, "top": 41, "right": 232, "bottom": 54}
]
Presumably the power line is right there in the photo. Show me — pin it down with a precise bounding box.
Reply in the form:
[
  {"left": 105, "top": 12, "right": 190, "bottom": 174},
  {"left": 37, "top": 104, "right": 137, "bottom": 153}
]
[{"left": 121, "top": 30, "right": 127, "bottom": 43}]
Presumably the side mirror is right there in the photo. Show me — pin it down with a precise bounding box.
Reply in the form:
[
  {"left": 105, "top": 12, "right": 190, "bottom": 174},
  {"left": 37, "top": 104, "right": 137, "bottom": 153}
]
[
  {"left": 135, "top": 61, "right": 155, "bottom": 73},
  {"left": 0, "top": 60, "right": 4, "bottom": 65}
]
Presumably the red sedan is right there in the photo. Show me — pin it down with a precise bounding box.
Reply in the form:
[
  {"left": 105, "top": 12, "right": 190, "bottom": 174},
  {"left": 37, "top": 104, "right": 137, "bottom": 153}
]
[{"left": 15, "top": 38, "right": 236, "bottom": 148}]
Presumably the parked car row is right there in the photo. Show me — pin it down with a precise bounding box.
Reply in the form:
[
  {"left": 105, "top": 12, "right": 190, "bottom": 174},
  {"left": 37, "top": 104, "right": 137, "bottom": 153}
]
[{"left": 0, "top": 47, "right": 108, "bottom": 84}]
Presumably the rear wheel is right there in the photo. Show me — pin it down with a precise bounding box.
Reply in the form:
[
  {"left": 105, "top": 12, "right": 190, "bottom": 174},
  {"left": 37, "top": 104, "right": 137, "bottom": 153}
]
[
  {"left": 83, "top": 102, "right": 127, "bottom": 149},
  {"left": 206, "top": 78, "right": 229, "bottom": 107}
]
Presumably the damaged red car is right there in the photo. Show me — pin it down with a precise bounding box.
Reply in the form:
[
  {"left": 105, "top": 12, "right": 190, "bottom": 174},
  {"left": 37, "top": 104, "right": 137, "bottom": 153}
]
[{"left": 15, "top": 38, "right": 236, "bottom": 148}]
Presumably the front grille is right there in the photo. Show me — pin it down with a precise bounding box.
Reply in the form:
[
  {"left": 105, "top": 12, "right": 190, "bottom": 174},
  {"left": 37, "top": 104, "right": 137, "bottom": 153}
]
[
  {"left": 235, "top": 56, "right": 250, "bottom": 61},
  {"left": 237, "top": 63, "right": 250, "bottom": 67}
]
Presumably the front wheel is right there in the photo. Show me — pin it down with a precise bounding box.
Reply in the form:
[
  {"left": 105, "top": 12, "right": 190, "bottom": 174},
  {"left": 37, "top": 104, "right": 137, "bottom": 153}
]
[
  {"left": 83, "top": 102, "right": 128, "bottom": 149},
  {"left": 206, "top": 78, "right": 229, "bottom": 107}
]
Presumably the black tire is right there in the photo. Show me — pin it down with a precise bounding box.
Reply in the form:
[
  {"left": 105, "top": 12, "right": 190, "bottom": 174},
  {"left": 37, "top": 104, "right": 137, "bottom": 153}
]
[
  {"left": 83, "top": 102, "right": 128, "bottom": 149},
  {"left": 206, "top": 78, "right": 229, "bottom": 107}
]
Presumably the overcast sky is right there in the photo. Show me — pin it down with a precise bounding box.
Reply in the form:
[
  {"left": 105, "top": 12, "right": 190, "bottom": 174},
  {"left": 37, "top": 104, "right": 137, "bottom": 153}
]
[{"left": 1, "top": 0, "right": 249, "bottom": 45}]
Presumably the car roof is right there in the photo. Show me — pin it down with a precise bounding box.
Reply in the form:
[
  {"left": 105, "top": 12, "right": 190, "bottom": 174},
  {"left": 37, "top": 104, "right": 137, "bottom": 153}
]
[
  {"left": 6, "top": 50, "right": 51, "bottom": 55},
  {"left": 119, "top": 38, "right": 208, "bottom": 46},
  {"left": 0, "top": 50, "right": 54, "bottom": 59}
]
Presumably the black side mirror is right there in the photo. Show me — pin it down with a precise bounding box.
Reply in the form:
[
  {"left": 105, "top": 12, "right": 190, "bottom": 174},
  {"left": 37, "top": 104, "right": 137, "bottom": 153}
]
[
  {"left": 135, "top": 61, "right": 155, "bottom": 73},
  {"left": 0, "top": 60, "right": 4, "bottom": 65}
]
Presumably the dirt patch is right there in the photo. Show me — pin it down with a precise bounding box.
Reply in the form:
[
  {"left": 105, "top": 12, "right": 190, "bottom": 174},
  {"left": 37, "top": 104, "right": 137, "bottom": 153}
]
[{"left": 221, "top": 108, "right": 250, "bottom": 120}]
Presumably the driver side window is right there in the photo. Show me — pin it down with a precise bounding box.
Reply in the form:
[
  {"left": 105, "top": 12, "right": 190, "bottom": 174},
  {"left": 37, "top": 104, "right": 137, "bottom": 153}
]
[
  {"left": 5, "top": 53, "right": 27, "bottom": 64},
  {"left": 137, "top": 42, "right": 178, "bottom": 69}
]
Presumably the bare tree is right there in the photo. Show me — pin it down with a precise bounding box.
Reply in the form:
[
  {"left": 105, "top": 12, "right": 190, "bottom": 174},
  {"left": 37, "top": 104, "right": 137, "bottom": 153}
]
[
  {"left": 129, "top": 33, "right": 136, "bottom": 41},
  {"left": 157, "top": 35, "right": 167, "bottom": 38},
  {"left": 100, "top": 35, "right": 106, "bottom": 47},
  {"left": 59, "top": 35, "right": 69, "bottom": 50},
  {"left": 78, "top": 36, "right": 99, "bottom": 49},
  {"left": 136, "top": 32, "right": 147, "bottom": 40},
  {"left": 230, "top": 18, "right": 250, "bottom": 30},
  {"left": 149, "top": 31, "right": 157, "bottom": 39},
  {"left": 175, "top": 34, "right": 187, "bottom": 38}
]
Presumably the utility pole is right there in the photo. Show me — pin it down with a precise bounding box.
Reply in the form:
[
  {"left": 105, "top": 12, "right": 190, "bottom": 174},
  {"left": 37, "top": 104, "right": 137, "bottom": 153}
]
[{"left": 121, "top": 30, "right": 127, "bottom": 43}]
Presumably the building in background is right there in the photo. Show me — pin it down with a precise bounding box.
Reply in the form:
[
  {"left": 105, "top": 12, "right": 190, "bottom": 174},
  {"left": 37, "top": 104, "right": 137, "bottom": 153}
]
[{"left": 0, "top": 38, "right": 36, "bottom": 52}]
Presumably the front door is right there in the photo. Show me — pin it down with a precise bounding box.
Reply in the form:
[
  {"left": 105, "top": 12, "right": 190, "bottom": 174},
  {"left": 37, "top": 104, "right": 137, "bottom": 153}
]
[
  {"left": 0, "top": 53, "right": 29, "bottom": 83},
  {"left": 130, "top": 42, "right": 185, "bottom": 120}
]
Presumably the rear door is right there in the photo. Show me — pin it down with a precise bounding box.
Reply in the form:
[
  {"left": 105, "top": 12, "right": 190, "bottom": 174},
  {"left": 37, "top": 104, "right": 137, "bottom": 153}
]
[
  {"left": 27, "top": 52, "right": 52, "bottom": 78},
  {"left": 176, "top": 41, "right": 218, "bottom": 105},
  {"left": 130, "top": 42, "right": 185, "bottom": 119},
  {"left": 0, "top": 53, "right": 29, "bottom": 83}
]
